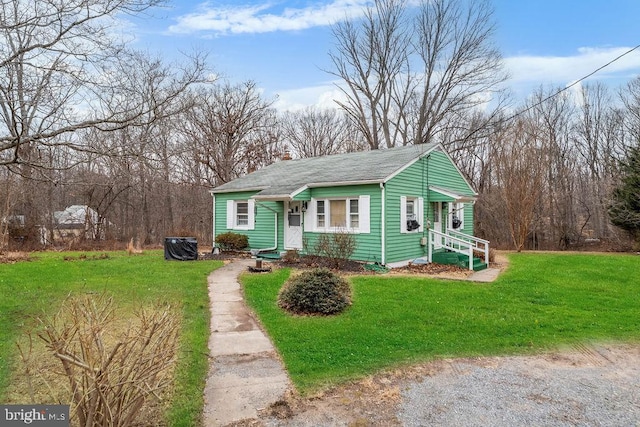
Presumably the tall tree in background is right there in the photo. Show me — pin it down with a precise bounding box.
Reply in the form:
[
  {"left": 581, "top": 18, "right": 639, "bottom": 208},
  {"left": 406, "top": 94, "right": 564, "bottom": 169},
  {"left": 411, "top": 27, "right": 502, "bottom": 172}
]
[
  {"left": 0, "top": 0, "right": 206, "bottom": 166},
  {"left": 410, "top": 0, "right": 506, "bottom": 147},
  {"left": 621, "top": 76, "right": 640, "bottom": 143},
  {"left": 329, "top": 0, "right": 507, "bottom": 149},
  {"left": 493, "top": 119, "right": 545, "bottom": 252},
  {"left": 329, "top": 0, "right": 411, "bottom": 150},
  {"left": 182, "top": 81, "right": 280, "bottom": 185},
  {"left": 280, "top": 107, "right": 363, "bottom": 158},
  {"left": 608, "top": 142, "right": 640, "bottom": 246}
]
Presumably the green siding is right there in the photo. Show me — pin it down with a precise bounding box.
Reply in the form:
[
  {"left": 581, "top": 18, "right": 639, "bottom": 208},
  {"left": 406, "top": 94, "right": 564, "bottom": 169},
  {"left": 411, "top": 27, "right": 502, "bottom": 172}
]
[
  {"left": 212, "top": 148, "right": 476, "bottom": 265},
  {"left": 303, "top": 184, "right": 383, "bottom": 263},
  {"left": 385, "top": 159, "right": 428, "bottom": 264},
  {"left": 384, "top": 149, "right": 476, "bottom": 264},
  {"left": 463, "top": 202, "right": 474, "bottom": 235},
  {"left": 293, "top": 188, "right": 311, "bottom": 200},
  {"left": 427, "top": 151, "right": 475, "bottom": 197},
  {"left": 214, "top": 191, "right": 284, "bottom": 251}
]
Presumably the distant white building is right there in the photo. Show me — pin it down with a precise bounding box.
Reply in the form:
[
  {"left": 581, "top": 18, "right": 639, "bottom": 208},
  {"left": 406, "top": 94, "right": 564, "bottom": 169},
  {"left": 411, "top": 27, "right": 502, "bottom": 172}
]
[{"left": 53, "top": 205, "right": 105, "bottom": 241}]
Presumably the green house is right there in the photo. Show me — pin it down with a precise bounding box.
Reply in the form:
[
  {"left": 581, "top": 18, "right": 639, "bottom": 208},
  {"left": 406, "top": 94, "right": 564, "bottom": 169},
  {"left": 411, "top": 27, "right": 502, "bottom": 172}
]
[{"left": 210, "top": 143, "right": 489, "bottom": 270}]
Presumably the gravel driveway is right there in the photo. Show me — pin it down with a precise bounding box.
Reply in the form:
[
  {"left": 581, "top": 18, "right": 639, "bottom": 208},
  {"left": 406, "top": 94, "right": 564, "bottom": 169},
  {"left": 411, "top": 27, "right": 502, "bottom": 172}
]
[
  {"left": 251, "top": 343, "right": 640, "bottom": 426},
  {"left": 398, "top": 344, "right": 640, "bottom": 426}
]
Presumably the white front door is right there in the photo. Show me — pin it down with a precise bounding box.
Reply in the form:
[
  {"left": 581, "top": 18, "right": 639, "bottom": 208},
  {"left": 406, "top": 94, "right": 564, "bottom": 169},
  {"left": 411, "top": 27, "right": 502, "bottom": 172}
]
[
  {"left": 285, "top": 201, "right": 303, "bottom": 249},
  {"left": 432, "top": 202, "right": 444, "bottom": 248}
]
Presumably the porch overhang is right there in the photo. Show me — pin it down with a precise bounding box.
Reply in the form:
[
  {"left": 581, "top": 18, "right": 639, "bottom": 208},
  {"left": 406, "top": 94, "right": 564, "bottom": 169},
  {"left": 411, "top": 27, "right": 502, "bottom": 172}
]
[{"left": 428, "top": 186, "right": 477, "bottom": 203}]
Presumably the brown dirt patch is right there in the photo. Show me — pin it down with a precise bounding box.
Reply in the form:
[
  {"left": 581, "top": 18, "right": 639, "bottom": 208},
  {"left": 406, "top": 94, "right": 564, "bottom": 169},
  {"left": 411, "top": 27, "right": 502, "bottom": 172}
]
[
  {"left": 390, "top": 261, "right": 472, "bottom": 280},
  {"left": 0, "top": 251, "right": 30, "bottom": 264},
  {"left": 199, "top": 250, "right": 252, "bottom": 261},
  {"left": 278, "top": 254, "right": 367, "bottom": 273}
]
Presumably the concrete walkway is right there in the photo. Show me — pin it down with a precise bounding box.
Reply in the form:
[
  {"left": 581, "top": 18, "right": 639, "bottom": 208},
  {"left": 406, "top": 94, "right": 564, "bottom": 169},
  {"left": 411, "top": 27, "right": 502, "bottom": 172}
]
[
  {"left": 203, "top": 259, "right": 290, "bottom": 426},
  {"left": 468, "top": 267, "right": 501, "bottom": 282}
]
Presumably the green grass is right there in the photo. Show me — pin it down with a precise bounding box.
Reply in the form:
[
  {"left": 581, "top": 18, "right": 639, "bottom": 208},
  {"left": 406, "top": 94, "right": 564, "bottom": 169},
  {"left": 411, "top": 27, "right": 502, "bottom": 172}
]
[
  {"left": 0, "top": 250, "right": 222, "bottom": 427},
  {"left": 242, "top": 252, "right": 640, "bottom": 393}
]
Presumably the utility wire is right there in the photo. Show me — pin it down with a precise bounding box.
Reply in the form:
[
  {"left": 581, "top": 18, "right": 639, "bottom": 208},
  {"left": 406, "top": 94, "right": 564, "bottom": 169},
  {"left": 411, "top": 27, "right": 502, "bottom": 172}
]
[
  {"left": 506, "top": 43, "right": 640, "bottom": 121},
  {"left": 458, "top": 43, "right": 640, "bottom": 144}
]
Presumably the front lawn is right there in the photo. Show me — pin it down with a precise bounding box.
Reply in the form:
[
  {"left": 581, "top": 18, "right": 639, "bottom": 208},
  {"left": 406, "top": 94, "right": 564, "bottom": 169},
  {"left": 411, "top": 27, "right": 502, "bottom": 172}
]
[
  {"left": 0, "top": 251, "right": 222, "bottom": 427},
  {"left": 242, "top": 252, "right": 640, "bottom": 393}
]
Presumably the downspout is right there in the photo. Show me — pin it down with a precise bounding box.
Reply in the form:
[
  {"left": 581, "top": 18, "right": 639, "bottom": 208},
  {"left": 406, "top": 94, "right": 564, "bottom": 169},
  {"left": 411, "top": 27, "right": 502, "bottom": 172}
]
[
  {"left": 211, "top": 193, "right": 216, "bottom": 246},
  {"left": 423, "top": 154, "right": 431, "bottom": 254},
  {"left": 380, "top": 182, "right": 386, "bottom": 265}
]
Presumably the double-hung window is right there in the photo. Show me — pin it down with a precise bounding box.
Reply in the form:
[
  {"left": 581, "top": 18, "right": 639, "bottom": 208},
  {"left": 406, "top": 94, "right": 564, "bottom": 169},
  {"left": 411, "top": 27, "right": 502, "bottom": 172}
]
[
  {"left": 349, "top": 199, "right": 359, "bottom": 228},
  {"left": 236, "top": 201, "right": 249, "bottom": 226},
  {"left": 310, "top": 196, "right": 368, "bottom": 233},
  {"left": 226, "top": 199, "right": 255, "bottom": 230},
  {"left": 317, "top": 200, "right": 326, "bottom": 227}
]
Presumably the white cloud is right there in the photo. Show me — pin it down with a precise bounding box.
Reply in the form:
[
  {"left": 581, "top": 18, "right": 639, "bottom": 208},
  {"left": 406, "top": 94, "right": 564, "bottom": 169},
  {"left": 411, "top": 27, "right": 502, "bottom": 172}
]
[
  {"left": 272, "top": 82, "right": 347, "bottom": 111},
  {"left": 274, "top": 46, "right": 640, "bottom": 111},
  {"left": 505, "top": 46, "right": 640, "bottom": 93},
  {"left": 169, "top": 0, "right": 372, "bottom": 35}
]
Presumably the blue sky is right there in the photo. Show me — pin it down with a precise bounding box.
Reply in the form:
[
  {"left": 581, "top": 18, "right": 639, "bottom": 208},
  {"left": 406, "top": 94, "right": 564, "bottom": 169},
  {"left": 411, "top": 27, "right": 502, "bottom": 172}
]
[{"left": 128, "top": 0, "right": 640, "bottom": 111}]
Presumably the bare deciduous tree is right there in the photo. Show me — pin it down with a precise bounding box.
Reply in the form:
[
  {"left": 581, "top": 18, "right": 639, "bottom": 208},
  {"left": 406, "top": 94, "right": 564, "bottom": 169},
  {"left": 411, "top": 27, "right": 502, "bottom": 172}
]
[
  {"left": 280, "top": 107, "right": 359, "bottom": 158},
  {"left": 411, "top": 0, "right": 507, "bottom": 146},
  {"left": 329, "top": 0, "right": 412, "bottom": 149},
  {"left": 329, "top": 0, "right": 507, "bottom": 150},
  {"left": 493, "top": 119, "right": 545, "bottom": 252},
  {"left": 0, "top": 0, "right": 183, "bottom": 166},
  {"left": 182, "top": 81, "right": 280, "bottom": 185}
]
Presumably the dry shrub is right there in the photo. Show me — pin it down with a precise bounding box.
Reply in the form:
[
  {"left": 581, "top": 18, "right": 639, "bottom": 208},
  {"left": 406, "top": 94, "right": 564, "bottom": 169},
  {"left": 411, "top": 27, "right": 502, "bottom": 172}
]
[
  {"left": 473, "top": 247, "right": 495, "bottom": 263},
  {"left": 282, "top": 249, "right": 300, "bottom": 263},
  {"left": 22, "top": 294, "right": 180, "bottom": 427},
  {"left": 0, "top": 251, "right": 30, "bottom": 264},
  {"left": 312, "top": 232, "right": 357, "bottom": 269},
  {"left": 126, "top": 238, "right": 143, "bottom": 255}
]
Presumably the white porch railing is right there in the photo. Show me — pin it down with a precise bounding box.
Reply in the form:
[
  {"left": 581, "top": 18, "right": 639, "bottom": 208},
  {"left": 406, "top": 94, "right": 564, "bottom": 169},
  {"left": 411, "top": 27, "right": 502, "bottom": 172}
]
[{"left": 428, "top": 229, "right": 490, "bottom": 271}]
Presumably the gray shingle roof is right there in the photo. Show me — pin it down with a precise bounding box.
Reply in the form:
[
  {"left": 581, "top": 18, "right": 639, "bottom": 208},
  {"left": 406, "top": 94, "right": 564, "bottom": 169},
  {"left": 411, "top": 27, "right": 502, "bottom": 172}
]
[{"left": 211, "top": 143, "right": 439, "bottom": 198}]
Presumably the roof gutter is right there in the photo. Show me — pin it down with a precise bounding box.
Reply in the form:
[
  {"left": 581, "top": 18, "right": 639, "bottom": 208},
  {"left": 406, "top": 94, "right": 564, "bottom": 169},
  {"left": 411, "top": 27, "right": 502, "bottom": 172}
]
[
  {"left": 210, "top": 186, "right": 267, "bottom": 194},
  {"left": 253, "top": 195, "right": 293, "bottom": 201},
  {"left": 306, "top": 179, "right": 383, "bottom": 188}
]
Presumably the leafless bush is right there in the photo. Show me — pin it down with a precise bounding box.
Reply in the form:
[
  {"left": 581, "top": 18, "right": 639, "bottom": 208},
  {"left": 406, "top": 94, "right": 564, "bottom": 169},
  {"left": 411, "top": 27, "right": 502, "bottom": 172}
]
[
  {"left": 313, "top": 232, "right": 357, "bottom": 269},
  {"left": 282, "top": 249, "right": 300, "bottom": 263},
  {"left": 35, "top": 294, "right": 180, "bottom": 427}
]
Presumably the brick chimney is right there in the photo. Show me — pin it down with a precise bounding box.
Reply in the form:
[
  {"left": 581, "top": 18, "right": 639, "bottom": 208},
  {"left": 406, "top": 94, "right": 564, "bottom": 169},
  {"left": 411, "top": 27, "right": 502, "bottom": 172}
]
[{"left": 282, "top": 147, "right": 292, "bottom": 160}]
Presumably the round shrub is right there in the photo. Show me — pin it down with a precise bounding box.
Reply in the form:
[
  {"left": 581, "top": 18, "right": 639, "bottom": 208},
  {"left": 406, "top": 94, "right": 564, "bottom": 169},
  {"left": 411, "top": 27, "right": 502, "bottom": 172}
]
[{"left": 278, "top": 268, "right": 352, "bottom": 315}]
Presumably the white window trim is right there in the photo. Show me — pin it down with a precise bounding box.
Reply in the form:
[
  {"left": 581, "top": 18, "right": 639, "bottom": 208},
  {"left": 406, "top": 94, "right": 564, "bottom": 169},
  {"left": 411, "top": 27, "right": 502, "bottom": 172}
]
[
  {"left": 304, "top": 196, "right": 370, "bottom": 234},
  {"left": 226, "top": 199, "right": 255, "bottom": 231},
  {"left": 400, "top": 196, "right": 424, "bottom": 234}
]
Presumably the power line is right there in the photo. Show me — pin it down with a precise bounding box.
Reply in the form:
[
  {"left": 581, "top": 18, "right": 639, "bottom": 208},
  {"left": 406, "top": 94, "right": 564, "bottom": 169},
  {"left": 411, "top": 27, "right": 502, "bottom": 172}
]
[
  {"left": 506, "top": 43, "right": 640, "bottom": 121},
  {"left": 460, "top": 43, "right": 640, "bottom": 143}
]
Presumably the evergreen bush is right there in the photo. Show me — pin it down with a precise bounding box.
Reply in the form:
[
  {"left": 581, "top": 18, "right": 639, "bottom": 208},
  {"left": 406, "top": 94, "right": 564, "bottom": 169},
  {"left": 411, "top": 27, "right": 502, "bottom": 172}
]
[
  {"left": 215, "top": 232, "right": 249, "bottom": 250},
  {"left": 278, "top": 268, "right": 351, "bottom": 315}
]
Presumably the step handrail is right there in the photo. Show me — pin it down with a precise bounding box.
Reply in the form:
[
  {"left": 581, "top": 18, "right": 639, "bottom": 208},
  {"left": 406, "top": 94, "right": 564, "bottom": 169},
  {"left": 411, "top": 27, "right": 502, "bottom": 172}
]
[
  {"left": 447, "top": 229, "right": 489, "bottom": 246},
  {"left": 428, "top": 229, "right": 490, "bottom": 270},
  {"left": 446, "top": 229, "right": 490, "bottom": 266}
]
